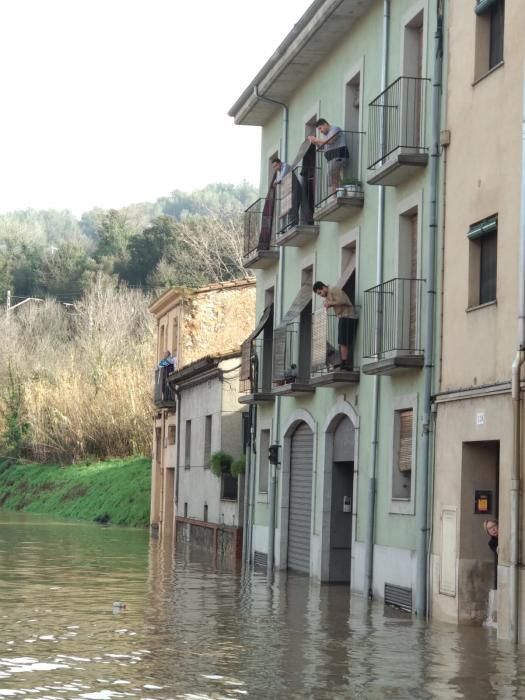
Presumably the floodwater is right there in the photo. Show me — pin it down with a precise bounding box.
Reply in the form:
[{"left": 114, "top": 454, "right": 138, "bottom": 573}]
[{"left": 0, "top": 513, "right": 524, "bottom": 700}]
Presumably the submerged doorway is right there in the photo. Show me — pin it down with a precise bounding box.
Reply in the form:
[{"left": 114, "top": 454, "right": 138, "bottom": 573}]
[
  {"left": 459, "top": 440, "right": 499, "bottom": 623},
  {"left": 326, "top": 415, "right": 356, "bottom": 583},
  {"left": 287, "top": 422, "right": 314, "bottom": 574}
]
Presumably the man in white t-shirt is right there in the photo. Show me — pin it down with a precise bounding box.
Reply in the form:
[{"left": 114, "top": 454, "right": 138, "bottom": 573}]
[
  {"left": 308, "top": 118, "right": 349, "bottom": 192},
  {"left": 313, "top": 280, "right": 356, "bottom": 370}
]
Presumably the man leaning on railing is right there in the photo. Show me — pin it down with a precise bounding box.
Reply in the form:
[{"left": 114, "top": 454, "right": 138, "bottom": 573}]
[
  {"left": 313, "top": 281, "right": 357, "bottom": 371},
  {"left": 308, "top": 118, "right": 349, "bottom": 192}
]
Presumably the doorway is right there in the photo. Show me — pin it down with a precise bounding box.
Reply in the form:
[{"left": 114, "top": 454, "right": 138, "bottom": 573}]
[
  {"left": 459, "top": 440, "right": 499, "bottom": 623},
  {"left": 287, "top": 422, "right": 314, "bottom": 574}
]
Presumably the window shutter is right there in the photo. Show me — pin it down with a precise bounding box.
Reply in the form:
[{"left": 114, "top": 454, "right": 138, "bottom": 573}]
[
  {"left": 467, "top": 215, "right": 497, "bottom": 240},
  {"left": 474, "top": 0, "right": 500, "bottom": 16},
  {"left": 398, "top": 409, "right": 413, "bottom": 473}
]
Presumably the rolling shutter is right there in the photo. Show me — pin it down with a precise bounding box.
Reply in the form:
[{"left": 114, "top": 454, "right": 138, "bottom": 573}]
[
  {"left": 398, "top": 409, "right": 413, "bottom": 473},
  {"left": 288, "top": 423, "right": 314, "bottom": 573}
]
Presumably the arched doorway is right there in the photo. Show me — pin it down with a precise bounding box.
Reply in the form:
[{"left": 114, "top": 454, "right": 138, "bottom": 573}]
[{"left": 288, "top": 422, "right": 314, "bottom": 573}]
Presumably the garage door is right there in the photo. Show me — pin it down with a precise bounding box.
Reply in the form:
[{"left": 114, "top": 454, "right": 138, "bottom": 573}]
[{"left": 288, "top": 422, "right": 314, "bottom": 573}]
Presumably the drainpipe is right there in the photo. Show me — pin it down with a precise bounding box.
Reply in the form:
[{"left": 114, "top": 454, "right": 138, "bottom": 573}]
[
  {"left": 253, "top": 85, "right": 288, "bottom": 585},
  {"left": 509, "top": 51, "right": 525, "bottom": 644},
  {"left": 415, "top": 0, "right": 443, "bottom": 617},
  {"left": 364, "top": 0, "right": 389, "bottom": 601}
]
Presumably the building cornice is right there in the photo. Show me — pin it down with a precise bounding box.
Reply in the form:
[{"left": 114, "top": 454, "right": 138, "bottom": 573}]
[{"left": 228, "top": 0, "right": 373, "bottom": 126}]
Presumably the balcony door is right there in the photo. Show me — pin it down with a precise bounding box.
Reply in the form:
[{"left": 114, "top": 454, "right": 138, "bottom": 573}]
[{"left": 402, "top": 10, "right": 424, "bottom": 154}]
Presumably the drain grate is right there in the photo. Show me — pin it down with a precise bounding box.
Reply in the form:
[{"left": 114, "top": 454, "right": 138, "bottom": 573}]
[
  {"left": 384, "top": 583, "right": 413, "bottom": 613},
  {"left": 253, "top": 550, "right": 268, "bottom": 570}
]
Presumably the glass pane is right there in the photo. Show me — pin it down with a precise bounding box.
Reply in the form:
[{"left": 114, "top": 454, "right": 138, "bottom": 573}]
[
  {"left": 479, "top": 233, "right": 497, "bottom": 304},
  {"left": 489, "top": 0, "right": 504, "bottom": 68}
]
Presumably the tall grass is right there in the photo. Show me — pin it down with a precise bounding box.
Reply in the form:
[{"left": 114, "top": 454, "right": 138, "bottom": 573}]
[{"left": 0, "top": 277, "right": 155, "bottom": 463}]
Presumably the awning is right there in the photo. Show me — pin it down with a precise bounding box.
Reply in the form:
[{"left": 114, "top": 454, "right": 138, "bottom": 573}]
[
  {"left": 240, "top": 305, "right": 274, "bottom": 382},
  {"left": 290, "top": 139, "right": 315, "bottom": 169},
  {"left": 467, "top": 215, "right": 497, "bottom": 240},
  {"left": 475, "top": 0, "right": 500, "bottom": 16},
  {"left": 281, "top": 284, "right": 312, "bottom": 325},
  {"left": 335, "top": 250, "right": 356, "bottom": 289}
]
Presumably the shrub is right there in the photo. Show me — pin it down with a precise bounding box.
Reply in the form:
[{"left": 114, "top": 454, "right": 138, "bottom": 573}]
[{"left": 209, "top": 450, "right": 233, "bottom": 478}]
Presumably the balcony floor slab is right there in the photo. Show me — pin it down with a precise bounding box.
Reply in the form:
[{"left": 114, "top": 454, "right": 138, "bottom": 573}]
[
  {"left": 367, "top": 153, "right": 428, "bottom": 187},
  {"left": 277, "top": 224, "right": 319, "bottom": 247},
  {"left": 272, "top": 382, "right": 315, "bottom": 397},
  {"left": 362, "top": 354, "right": 424, "bottom": 376},
  {"left": 314, "top": 191, "right": 364, "bottom": 222},
  {"left": 238, "top": 392, "right": 275, "bottom": 405},
  {"left": 243, "top": 249, "right": 279, "bottom": 269},
  {"left": 310, "top": 370, "right": 360, "bottom": 387}
]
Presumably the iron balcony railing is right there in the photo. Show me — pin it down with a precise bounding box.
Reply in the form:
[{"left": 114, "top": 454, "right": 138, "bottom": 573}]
[
  {"left": 240, "top": 339, "right": 265, "bottom": 395},
  {"left": 276, "top": 165, "right": 316, "bottom": 235},
  {"left": 368, "top": 76, "right": 430, "bottom": 171},
  {"left": 243, "top": 196, "right": 280, "bottom": 259},
  {"left": 311, "top": 310, "right": 358, "bottom": 375},
  {"left": 272, "top": 322, "right": 303, "bottom": 385},
  {"left": 362, "top": 278, "right": 424, "bottom": 358},
  {"left": 315, "top": 131, "right": 364, "bottom": 208},
  {"left": 154, "top": 367, "right": 176, "bottom": 405}
]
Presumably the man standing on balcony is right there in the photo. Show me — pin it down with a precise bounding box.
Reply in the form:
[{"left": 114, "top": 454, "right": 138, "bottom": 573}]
[
  {"left": 271, "top": 157, "right": 291, "bottom": 186},
  {"left": 308, "top": 118, "right": 349, "bottom": 192},
  {"left": 313, "top": 281, "right": 356, "bottom": 370}
]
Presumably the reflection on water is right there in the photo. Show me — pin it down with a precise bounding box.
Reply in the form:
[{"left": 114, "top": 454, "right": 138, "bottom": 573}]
[{"left": 0, "top": 511, "right": 524, "bottom": 699}]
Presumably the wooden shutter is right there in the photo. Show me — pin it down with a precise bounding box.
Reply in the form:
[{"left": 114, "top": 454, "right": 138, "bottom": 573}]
[{"left": 398, "top": 409, "right": 413, "bottom": 473}]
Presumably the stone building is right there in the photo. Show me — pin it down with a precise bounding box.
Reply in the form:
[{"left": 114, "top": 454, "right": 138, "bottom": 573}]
[{"left": 150, "top": 279, "right": 255, "bottom": 541}]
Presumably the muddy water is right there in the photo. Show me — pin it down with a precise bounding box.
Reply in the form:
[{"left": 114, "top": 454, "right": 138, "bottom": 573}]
[{"left": 0, "top": 511, "right": 524, "bottom": 699}]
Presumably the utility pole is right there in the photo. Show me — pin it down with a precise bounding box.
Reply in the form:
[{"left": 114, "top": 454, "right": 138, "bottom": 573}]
[{"left": 6, "top": 289, "right": 11, "bottom": 315}]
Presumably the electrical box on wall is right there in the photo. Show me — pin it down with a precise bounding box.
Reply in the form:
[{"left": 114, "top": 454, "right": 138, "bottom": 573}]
[{"left": 474, "top": 490, "right": 492, "bottom": 515}]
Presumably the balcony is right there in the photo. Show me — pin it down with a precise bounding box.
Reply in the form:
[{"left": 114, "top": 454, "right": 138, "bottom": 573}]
[
  {"left": 272, "top": 322, "right": 314, "bottom": 396},
  {"left": 243, "top": 197, "right": 280, "bottom": 269},
  {"left": 276, "top": 166, "right": 319, "bottom": 247},
  {"left": 239, "top": 339, "right": 275, "bottom": 405},
  {"left": 367, "top": 77, "right": 430, "bottom": 187},
  {"left": 314, "top": 131, "right": 365, "bottom": 222},
  {"left": 154, "top": 367, "right": 176, "bottom": 407},
  {"left": 310, "top": 311, "right": 359, "bottom": 387},
  {"left": 361, "top": 278, "right": 424, "bottom": 375}
]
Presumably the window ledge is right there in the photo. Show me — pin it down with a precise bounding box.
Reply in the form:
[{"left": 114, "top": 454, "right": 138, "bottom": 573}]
[
  {"left": 472, "top": 61, "right": 504, "bottom": 87},
  {"left": 220, "top": 498, "right": 238, "bottom": 503},
  {"left": 466, "top": 300, "right": 497, "bottom": 313},
  {"left": 184, "top": 465, "right": 191, "bottom": 470}
]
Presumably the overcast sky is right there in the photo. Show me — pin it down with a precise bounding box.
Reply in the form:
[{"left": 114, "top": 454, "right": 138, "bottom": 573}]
[{"left": 0, "top": 0, "right": 312, "bottom": 216}]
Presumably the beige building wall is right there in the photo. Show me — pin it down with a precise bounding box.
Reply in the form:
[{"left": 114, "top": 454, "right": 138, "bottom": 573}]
[
  {"left": 150, "top": 279, "right": 255, "bottom": 540},
  {"left": 432, "top": 0, "right": 525, "bottom": 640}
]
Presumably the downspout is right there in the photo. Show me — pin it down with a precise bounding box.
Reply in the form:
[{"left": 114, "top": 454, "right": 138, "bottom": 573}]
[
  {"left": 364, "top": 0, "right": 389, "bottom": 601},
  {"left": 253, "top": 85, "right": 289, "bottom": 585},
  {"left": 509, "top": 51, "right": 525, "bottom": 644},
  {"left": 415, "top": 0, "right": 443, "bottom": 617}
]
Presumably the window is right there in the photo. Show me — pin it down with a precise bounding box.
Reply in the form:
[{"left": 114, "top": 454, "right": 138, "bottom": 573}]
[
  {"left": 392, "top": 409, "right": 413, "bottom": 500},
  {"left": 259, "top": 429, "right": 270, "bottom": 493},
  {"left": 489, "top": 0, "right": 504, "bottom": 68},
  {"left": 204, "top": 503, "right": 208, "bottom": 522},
  {"left": 172, "top": 318, "right": 179, "bottom": 358},
  {"left": 221, "top": 474, "right": 238, "bottom": 501},
  {"left": 159, "top": 325, "right": 165, "bottom": 361},
  {"left": 184, "top": 420, "right": 191, "bottom": 469},
  {"left": 204, "top": 415, "right": 212, "bottom": 467},
  {"left": 184, "top": 502, "right": 188, "bottom": 518},
  {"left": 468, "top": 215, "right": 497, "bottom": 307},
  {"left": 168, "top": 425, "right": 176, "bottom": 445},
  {"left": 155, "top": 427, "right": 162, "bottom": 465},
  {"left": 475, "top": 0, "right": 504, "bottom": 80}
]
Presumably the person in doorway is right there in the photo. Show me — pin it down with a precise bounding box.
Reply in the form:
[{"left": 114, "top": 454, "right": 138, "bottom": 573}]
[
  {"left": 484, "top": 519, "right": 499, "bottom": 555},
  {"left": 308, "top": 118, "right": 349, "bottom": 192},
  {"left": 313, "top": 281, "right": 356, "bottom": 370},
  {"left": 158, "top": 350, "right": 176, "bottom": 373},
  {"left": 271, "top": 157, "right": 291, "bottom": 186}
]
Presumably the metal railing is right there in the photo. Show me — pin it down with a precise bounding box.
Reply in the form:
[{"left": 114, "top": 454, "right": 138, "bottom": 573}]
[
  {"left": 311, "top": 310, "right": 358, "bottom": 374},
  {"left": 276, "top": 165, "right": 316, "bottom": 235},
  {"left": 362, "top": 278, "right": 424, "bottom": 358},
  {"left": 240, "top": 339, "right": 265, "bottom": 394},
  {"left": 154, "top": 367, "right": 176, "bottom": 405},
  {"left": 243, "top": 196, "right": 279, "bottom": 259},
  {"left": 272, "top": 322, "right": 302, "bottom": 385},
  {"left": 315, "top": 131, "right": 364, "bottom": 208},
  {"left": 368, "top": 76, "right": 429, "bottom": 171}
]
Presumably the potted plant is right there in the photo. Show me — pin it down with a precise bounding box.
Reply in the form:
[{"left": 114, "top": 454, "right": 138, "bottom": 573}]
[
  {"left": 230, "top": 455, "right": 246, "bottom": 477},
  {"left": 210, "top": 450, "right": 234, "bottom": 477},
  {"left": 341, "top": 177, "right": 362, "bottom": 194}
]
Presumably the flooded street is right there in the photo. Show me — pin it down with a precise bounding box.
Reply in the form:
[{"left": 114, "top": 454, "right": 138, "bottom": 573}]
[{"left": 0, "top": 512, "right": 524, "bottom": 699}]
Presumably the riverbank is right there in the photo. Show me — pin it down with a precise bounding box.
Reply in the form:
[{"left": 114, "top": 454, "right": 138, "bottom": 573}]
[{"left": 0, "top": 456, "right": 151, "bottom": 527}]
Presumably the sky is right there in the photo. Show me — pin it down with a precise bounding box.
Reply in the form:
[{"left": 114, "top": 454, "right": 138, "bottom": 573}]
[{"left": 0, "top": 0, "right": 312, "bottom": 216}]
